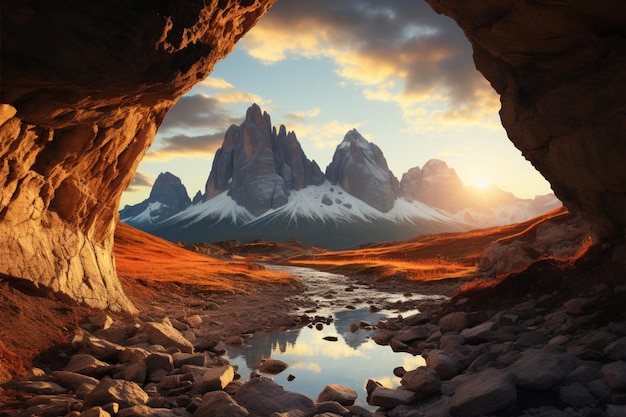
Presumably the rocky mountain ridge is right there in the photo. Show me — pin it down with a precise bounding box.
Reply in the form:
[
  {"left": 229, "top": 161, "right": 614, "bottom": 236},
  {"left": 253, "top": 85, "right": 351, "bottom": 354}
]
[{"left": 120, "top": 104, "right": 561, "bottom": 249}]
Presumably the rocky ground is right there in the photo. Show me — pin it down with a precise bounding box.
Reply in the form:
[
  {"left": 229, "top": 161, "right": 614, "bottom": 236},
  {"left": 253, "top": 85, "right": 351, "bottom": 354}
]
[{"left": 1, "top": 247, "right": 624, "bottom": 417}]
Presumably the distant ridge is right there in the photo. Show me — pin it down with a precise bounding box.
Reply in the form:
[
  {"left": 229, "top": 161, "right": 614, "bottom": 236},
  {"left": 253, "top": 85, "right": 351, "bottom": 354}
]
[{"left": 121, "top": 104, "right": 561, "bottom": 249}]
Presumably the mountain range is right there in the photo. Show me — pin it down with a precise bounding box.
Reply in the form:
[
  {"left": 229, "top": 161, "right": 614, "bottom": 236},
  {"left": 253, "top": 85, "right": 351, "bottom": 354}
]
[{"left": 120, "top": 104, "right": 561, "bottom": 249}]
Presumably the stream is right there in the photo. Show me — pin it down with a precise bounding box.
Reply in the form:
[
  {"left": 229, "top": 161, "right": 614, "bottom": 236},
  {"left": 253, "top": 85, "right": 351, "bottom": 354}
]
[{"left": 225, "top": 265, "right": 448, "bottom": 409}]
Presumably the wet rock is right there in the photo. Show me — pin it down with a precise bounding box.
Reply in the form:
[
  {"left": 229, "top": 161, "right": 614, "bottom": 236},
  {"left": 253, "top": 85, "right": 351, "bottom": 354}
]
[
  {"left": 449, "top": 369, "right": 516, "bottom": 417},
  {"left": 258, "top": 358, "right": 289, "bottom": 374},
  {"left": 368, "top": 386, "right": 415, "bottom": 408},
  {"left": 400, "top": 366, "right": 441, "bottom": 399},
  {"left": 508, "top": 349, "right": 575, "bottom": 390},
  {"left": 234, "top": 377, "right": 316, "bottom": 416},
  {"left": 317, "top": 384, "right": 358, "bottom": 406},
  {"left": 194, "top": 390, "right": 249, "bottom": 417},
  {"left": 371, "top": 329, "right": 395, "bottom": 345},
  {"left": 84, "top": 378, "right": 149, "bottom": 409},
  {"left": 141, "top": 319, "right": 194, "bottom": 353}
]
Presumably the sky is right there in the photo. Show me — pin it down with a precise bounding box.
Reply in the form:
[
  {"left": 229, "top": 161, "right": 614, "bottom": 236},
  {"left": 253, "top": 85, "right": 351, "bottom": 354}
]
[{"left": 119, "top": 0, "right": 552, "bottom": 208}]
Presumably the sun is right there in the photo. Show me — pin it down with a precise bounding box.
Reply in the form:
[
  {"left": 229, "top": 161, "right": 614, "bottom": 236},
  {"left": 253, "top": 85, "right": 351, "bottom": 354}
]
[{"left": 476, "top": 177, "right": 490, "bottom": 189}]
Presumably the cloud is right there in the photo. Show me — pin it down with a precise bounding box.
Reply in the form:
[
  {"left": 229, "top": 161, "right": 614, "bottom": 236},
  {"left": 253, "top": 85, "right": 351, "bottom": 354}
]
[
  {"left": 242, "top": 0, "right": 499, "bottom": 125},
  {"left": 125, "top": 171, "right": 154, "bottom": 193},
  {"left": 159, "top": 94, "right": 241, "bottom": 133},
  {"left": 286, "top": 107, "right": 321, "bottom": 123},
  {"left": 145, "top": 132, "right": 224, "bottom": 161},
  {"left": 198, "top": 77, "right": 234, "bottom": 89},
  {"left": 293, "top": 119, "right": 364, "bottom": 150}
]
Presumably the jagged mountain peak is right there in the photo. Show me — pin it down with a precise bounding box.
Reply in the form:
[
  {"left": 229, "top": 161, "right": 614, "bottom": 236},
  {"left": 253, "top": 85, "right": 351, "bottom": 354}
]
[{"left": 326, "top": 129, "right": 400, "bottom": 213}]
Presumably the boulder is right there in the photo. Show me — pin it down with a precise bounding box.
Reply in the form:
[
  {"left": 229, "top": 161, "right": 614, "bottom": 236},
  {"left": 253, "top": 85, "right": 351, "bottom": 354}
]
[
  {"left": 193, "top": 365, "right": 235, "bottom": 394},
  {"left": 601, "top": 361, "right": 626, "bottom": 390},
  {"left": 368, "top": 387, "right": 415, "bottom": 409},
  {"left": 400, "top": 366, "right": 442, "bottom": 399},
  {"left": 426, "top": 350, "right": 462, "bottom": 380},
  {"left": 317, "top": 384, "right": 358, "bottom": 406},
  {"left": 84, "top": 378, "right": 149, "bottom": 409},
  {"left": 258, "top": 358, "right": 289, "bottom": 375},
  {"left": 508, "top": 349, "right": 575, "bottom": 390},
  {"left": 449, "top": 369, "right": 517, "bottom": 417},
  {"left": 51, "top": 371, "right": 99, "bottom": 392},
  {"left": 64, "top": 354, "right": 110, "bottom": 377},
  {"left": 141, "top": 320, "right": 194, "bottom": 353},
  {"left": 234, "top": 377, "right": 316, "bottom": 417},
  {"left": 193, "top": 390, "right": 249, "bottom": 417}
]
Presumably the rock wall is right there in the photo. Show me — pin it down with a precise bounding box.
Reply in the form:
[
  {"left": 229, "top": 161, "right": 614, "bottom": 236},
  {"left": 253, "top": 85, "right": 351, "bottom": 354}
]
[
  {"left": 425, "top": 0, "right": 625, "bottom": 243},
  {"left": 0, "top": 0, "right": 275, "bottom": 311}
]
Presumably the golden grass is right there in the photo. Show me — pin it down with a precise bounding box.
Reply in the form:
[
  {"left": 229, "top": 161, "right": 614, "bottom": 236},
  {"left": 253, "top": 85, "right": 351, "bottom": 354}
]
[
  {"left": 114, "top": 222, "right": 295, "bottom": 293},
  {"left": 289, "top": 206, "right": 571, "bottom": 283}
]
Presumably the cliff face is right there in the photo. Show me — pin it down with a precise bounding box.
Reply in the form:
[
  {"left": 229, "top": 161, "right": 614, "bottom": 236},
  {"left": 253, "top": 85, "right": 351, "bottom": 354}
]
[
  {"left": 0, "top": 0, "right": 622, "bottom": 311},
  {"left": 0, "top": 0, "right": 275, "bottom": 311},
  {"left": 425, "top": 0, "right": 625, "bottom": 243}
]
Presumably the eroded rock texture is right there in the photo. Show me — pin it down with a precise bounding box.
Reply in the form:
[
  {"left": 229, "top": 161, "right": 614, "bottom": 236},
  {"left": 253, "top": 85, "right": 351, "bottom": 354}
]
[
  {"left": 0, "top": 0, "right": 275, "bottom": 311},
  {"left": 425, "top": 0, "right": 625, "bottom": 243}
]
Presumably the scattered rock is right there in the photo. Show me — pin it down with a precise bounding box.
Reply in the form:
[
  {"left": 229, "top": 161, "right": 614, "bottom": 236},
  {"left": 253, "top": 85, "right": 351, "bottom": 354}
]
[
  {"left": 317, "top": 384, "right": 358, "bottom": 406},
  {"left": 141, "top": 319, "right": 194, "bottom": 353},
  {"left": 400, "top": 366, "right": 441, "bottom": 399},
  {"left": 234, "top": 377, "right": 316, "bottom": 416},
  {"left": 83, "top": 379, "right": 149, "bottom": 409},
  {"left": 368, "top": 386, "right": 415, "bottom": 408},
  {"left": 508, "top": 349, "right": 575, "bottom": 390},
  {"left": 258, "top": 359, "right": 289, "bottom": 375},
  {"left": 194, "top": 390, "right": 249, "bottom": 417},
  {"left": 449, "top": 369, "right": 517, "bottom": 417}
]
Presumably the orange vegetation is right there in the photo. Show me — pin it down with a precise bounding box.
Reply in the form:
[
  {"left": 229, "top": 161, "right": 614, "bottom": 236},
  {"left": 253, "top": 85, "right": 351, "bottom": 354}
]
[
  {"left": 114, "top": 222, "right": 296, "bottom": 294},
  {"left": 289, "top": 206, "right": 572, "bottom": 282}
]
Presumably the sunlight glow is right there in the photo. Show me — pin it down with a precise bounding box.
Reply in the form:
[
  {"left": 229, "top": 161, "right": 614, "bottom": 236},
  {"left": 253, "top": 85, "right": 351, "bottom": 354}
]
[{"left": 476, "top": 177, "right": 490, "bottom": 189}]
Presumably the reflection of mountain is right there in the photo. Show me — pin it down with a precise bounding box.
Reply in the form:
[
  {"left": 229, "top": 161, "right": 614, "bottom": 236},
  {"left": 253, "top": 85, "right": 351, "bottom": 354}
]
[
  {"left": 333, "top": 309, "right": 386, "bottom": 349},
  {"left": 226, "top": 330, "right": 300, "bottom": 370}
]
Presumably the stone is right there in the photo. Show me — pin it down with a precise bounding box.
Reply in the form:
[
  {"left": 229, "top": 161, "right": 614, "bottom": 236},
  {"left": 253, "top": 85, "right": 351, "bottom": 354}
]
[
  {"left": 122, "top": 360, "right": 147, "bottom": 384},
  {"left": 400, "top": 366, "right": 442, "bottom": 399},
  {"left": 425, "top": 350, "right": 462, "bottom": 380},
  {"left": 439, "top": 312, "right": 469, "bottom": 332},
  {"left": 23, "top": 396, "right": 82, "bottom": 417},
  {"left": 117, "top": 405, "right": 178, "bottom": 416},
  {"left": 604, "top": 337, "right": 626, "bottom": 361},
  {"left": 459, "top": 321, "right": 496, "bottom": 344},
  {"left": 440, "top": 333, "right": 466, "bottom": 350},
  {"left": 258, "top": 358, "right": 289, "bottom": 375},
  {"left": 193, "top": 390, "right": 249, "bottom": 417},
  {"left": 193, "top": 365, "right": 235, "bottom": 393},
  {"left": 182, "top": 315, "right": 203, "bottom": 328},
  {"left": 90, "top": 314, "right": 114, "bottom": 330},
  {"left": 396, "top": 326, "right": 431, "bottom": 343},
  {"left": 118, "top": 348, "right": 150, "bottom": 364},
  {"left": 144, "top": 352, "right": 175, "bottom": 375},
  {"left": 173, "top": 352, "right": 207, "bottom": 368},
  {"left": 234, "top": 377, "right": 316, "bottom": 416},
  {"left": 141, "top": 320, "right": 194, "bottom": 353},
  {"left": 449, "top": 369, "right": 517, "bottom": 417},
  {"left": 316, "top": 401, "right": 351, "bottom": 416},
  {"left": 11, "top": 380, "right": 68, "bottom": 395},
  {"left": 83, "top": 336, "right": 124, "bottom": 361},
  {"left": 563, "top": 298, "right": 592, "bottom": 315},
  {"left": 80, "top": 407, "right": 112, "bottom": 417},
  {"left": 52, "top": 371, "right": 99, "bottom": 392},
  {"left": 317, "top": 384, "right": 358, "bottom": 406},
  {"left": 84, "top": 378, "right": 149, "bottom": 409},
  {"left": 508, "top": 349, "right": 575, "bottom": 390},
  {"left": 64, "top": 354, "right": 110, "bottom": 377},
  {"left": 368, "top": 387, "right": 415, "bottom": 409},
  {"left": 559, "top": 383, "right": 596, "bottom": 407},
  {"left": 601, "top": 360, "right": 626, "bottom": 390}
]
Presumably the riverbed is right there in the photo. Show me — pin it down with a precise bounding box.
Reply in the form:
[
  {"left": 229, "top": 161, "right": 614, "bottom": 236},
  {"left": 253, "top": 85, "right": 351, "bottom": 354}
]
[{"left": 226, "top": 265, "right": 448, "bottom": 408}]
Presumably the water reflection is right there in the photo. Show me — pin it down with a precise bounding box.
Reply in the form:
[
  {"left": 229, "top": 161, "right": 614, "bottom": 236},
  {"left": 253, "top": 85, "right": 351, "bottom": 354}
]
[{"left": 225, "top": 308, "right": 425, "bottom": 408}]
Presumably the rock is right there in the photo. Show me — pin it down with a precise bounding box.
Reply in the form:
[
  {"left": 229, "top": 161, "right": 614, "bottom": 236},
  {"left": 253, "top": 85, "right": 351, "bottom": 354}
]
[
  {"left": 316, "top": 401, "right": 351, "bottom": 416},
  {"left": 508, "top": 349, "right": 575, "bottom": 390},
  {"left": 83, "top": 336, "right": 124, "bottom": 361},
  {"left": 601, "top": 361, "right": 626, "bottom": 390},
  {"left": 22, "top": 396, "right": 82, "bottom": 417},
  {"left": 141, "top": 320, "right": 194, "bottom": 353},
  {"left": 182, "top": 315, "right": 203, "bottom": 328},
  {"left": 563, "top": 298, "right": 592, "bottom": 315},
  {"left": 258, "top": 359, "right": 289, "bottom": 374},
  {"left": 90, "top": 314, "right": 114, "bottom": 330},
  {"left": 234, "top": 377, "right": 316, "bottom": 416},
  {"left": 317, "top": 384, "right": 358, "bottom": 406},
  {"left": 64, "top": 354, "right": 110, "bottom": 377},
  {"left": 144, "top": 353, "right": 175, "bottom": 376},
  {"left": 122, "top": 361, "right": 148, "bottom": 384},
  {"left": 368, "top": 387, "right": 415, "bottom": 408},
  {"left": 439, "top": 312, "right": 469, "bottom": 332},
  {"left": 425, "top": 350, "right": 462, "bottom": 380},
  {"left": 52, "top": 371, "right": 99, "bottom": 392},
  {"left": 325, "top": 129, "right": 400, "bottom": 212},
  {"left": 11, "top": 380, "right": 68, "bottom": 395},
  {"left": 193, "top": 365, "right": 235, "bottom": 393},
  {"left": 84, "top": 378, "right": 149, "bottom": 409},
  {"left": 449, "top": 369, "right": 517, "bottom": 417},
  {"left": 559, "top": 383, "right": 596, "bottom": 407},
  {"left": 117, "top": 405, "right": 179, "bottom": 416},
  {"left": 395, "top": 326, "right": 431, "bottom": 343},
  {"left": 119, "top": 348, "right": 150, "bottom": 364},
  {"left": 172, "top": 352, "right": 207, "bottom": 368},
  {"left": 400, "top": 366, "right": 442, "bottom": 399},
  {"left": 459, "top": 321, "right": 496, "bottom": 344},
  {"left": 80, "top": 406, "right": 112, "bottom": 417},
  {"left": 604, "top": 337, "right": 626, "bottom": 361},
  {"left": 425, "top": 0, "right": 625, "bottom": 242},
  {"left": 0, "top": 0, "right": 272, "bottom": 312},
  {"left": 193, "top": 390, "right": 249, "bottom": 417}
]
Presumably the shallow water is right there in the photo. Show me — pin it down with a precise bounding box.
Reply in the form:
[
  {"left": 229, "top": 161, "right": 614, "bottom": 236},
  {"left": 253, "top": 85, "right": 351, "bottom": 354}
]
[{"left": 225, "top": 265, "right": 447, "bottom": 408}]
